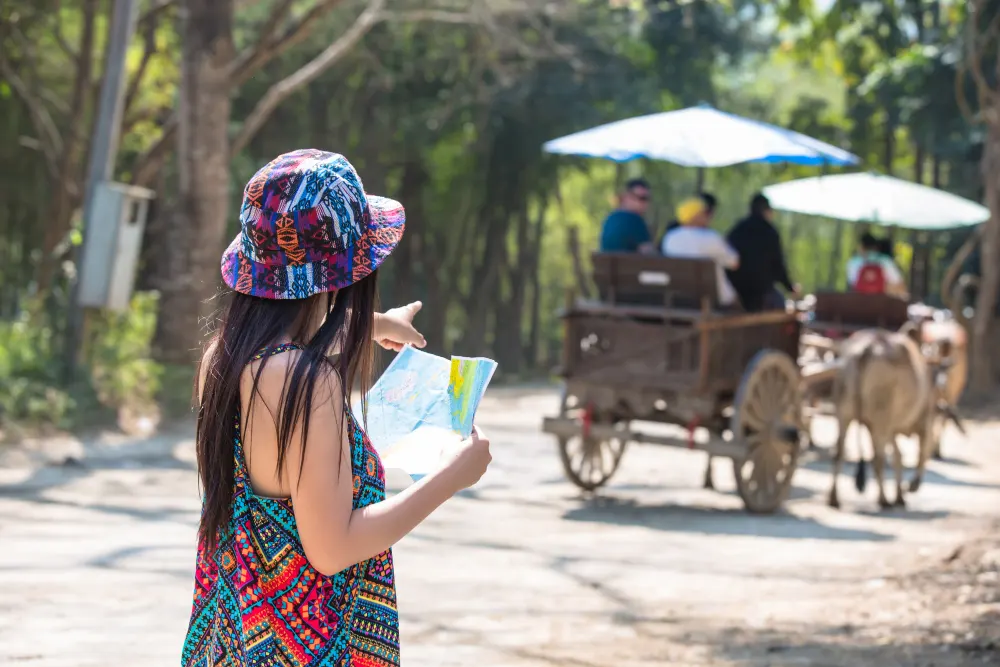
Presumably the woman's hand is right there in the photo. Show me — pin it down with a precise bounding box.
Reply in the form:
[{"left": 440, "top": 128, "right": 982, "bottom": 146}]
[
  {"left": 374, "top": 302, "right": 426, "bottom": 352},
  {"left": 440, "top": 425, "right": 492, "bottom": 491}
]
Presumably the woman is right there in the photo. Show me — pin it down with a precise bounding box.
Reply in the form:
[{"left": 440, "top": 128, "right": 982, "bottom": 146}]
[{"left": 183, "top": 149, "right": 492, "bottom": 666}]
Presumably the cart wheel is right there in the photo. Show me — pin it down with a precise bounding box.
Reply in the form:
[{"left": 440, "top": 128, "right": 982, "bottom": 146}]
[
  {"left": 557, "top": 411, "right": 628, "bottom": 491},
  {"left": 731, "top": 350, "right": 802, "bottom": 514}
]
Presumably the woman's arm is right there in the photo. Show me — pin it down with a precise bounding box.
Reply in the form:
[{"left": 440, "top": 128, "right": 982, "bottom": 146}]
[{"left": 269, "top": 366, "right": 489, "bottom": 576}]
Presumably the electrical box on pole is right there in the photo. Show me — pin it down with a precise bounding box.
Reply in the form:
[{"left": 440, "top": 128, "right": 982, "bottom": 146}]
[{"left": 77, "top": 181, "right": 155, "bottom": 312}]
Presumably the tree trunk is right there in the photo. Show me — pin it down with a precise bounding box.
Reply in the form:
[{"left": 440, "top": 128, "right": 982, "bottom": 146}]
[
  {"left": 495, "top": 203, "right": 532, "bottom": 374},
  {"left": 393, "top": 157, "right": 427, "bottom": 307},
  {"left": 884, "top": 118, "right": 895, "bottom": 174},
  {"left": 34, "top": 0, "right": 99, "bottom": 295},
  {"left": 826, "top": 220, "right": 845, "bottom": 288},
  {"left": 154, "top": 0, "right": 234, "bottom": 363},
  {"left": 914, "top": 141, "right": 925, "bottom": 184},
  {"left": 969, "top": 123, "right": 1000, "bottom": 393},
  {"left": 567, "top": 226, "right": 591, "bottom": 299},
  {"left": 523, "top": 195, "right": 547, "bottom": 371},
  {"left": 459, "top": 209, "right": 507, "bottom": 357}
]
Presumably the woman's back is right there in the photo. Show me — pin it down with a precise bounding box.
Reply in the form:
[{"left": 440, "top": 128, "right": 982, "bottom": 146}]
[{"left": 183, "top": 344, "right": 399, "bottom": 667}]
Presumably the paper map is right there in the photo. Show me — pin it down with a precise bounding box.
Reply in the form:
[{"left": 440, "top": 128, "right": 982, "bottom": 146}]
[{"left": 358, "top": 346, "right": 498, "bottom": 481}]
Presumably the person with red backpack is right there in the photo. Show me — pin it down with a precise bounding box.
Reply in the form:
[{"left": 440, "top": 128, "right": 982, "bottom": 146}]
[{"left": 847, "top": 232, "right": 906, "bottom": 296}]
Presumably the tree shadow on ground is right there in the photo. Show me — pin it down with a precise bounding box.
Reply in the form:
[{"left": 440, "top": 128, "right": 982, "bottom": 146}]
[
  {"left": 686, "top": 623, "right": 998, "bottom": 667},
  {"left": 0, "top": 427, "right": 195, "bottom": 503},
  {"left": 561, "top": 496, "right": 895, "bottom": 542}
]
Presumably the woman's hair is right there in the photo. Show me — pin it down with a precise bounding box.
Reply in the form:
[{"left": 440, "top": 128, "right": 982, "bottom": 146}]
[{"left": 195, "top": 270, "right": 379, "bottom": 550}]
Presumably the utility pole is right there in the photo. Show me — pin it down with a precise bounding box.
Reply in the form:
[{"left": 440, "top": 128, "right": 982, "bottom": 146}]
[{"left": 64, "top": 0, "right": 140, "bottom": 380}]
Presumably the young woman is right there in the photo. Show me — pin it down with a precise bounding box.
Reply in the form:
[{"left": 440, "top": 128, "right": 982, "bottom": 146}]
[{"left": 182, "top": 149, "right": 491, "bottom": 667}]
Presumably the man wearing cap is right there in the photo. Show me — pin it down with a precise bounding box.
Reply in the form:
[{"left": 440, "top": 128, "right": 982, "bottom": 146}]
[
  {"left": 660, "top": 196, "right": 740, "bottom": 307},
  {"left": 662, "top": 192, "right": 718, "bottom": 239},
  {"left": 599, "top": 178, "right": 656, "bottom": 254}
]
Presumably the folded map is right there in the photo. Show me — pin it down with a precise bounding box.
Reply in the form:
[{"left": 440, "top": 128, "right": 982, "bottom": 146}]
[{"left": 358, "top": 345, "right": 498, "bottom": 482}]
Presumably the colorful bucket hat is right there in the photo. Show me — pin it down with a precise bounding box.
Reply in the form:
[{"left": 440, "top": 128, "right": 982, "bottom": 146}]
[{"left": 221, "top": 149, "right": 405, "bottom": 299}]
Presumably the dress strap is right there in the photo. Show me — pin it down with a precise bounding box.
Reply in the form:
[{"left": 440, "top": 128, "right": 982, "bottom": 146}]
[{"left": 252, "top": 342, "right": 302, "bottom": 361}]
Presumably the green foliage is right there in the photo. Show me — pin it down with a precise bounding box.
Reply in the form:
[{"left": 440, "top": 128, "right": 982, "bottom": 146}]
[
  {"left": 0, "top": 293, "right": 163, "bottom": 431},
  {"left": 0, "top": 307, "right": 75, "bottom": 428},
  {"left": 87, "top": 291, "right": 163, "bottom": 412}
]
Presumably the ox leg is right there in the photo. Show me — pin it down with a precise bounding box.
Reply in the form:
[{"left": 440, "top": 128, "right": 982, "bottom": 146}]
[
  {"left": 871, "top": 437, "right": 891, "bottom": 509},
  {"left": 909, "top": 419, "right": 934, "bottom": 494},
  {"left": 702, "top": 455, "right": 715, "bottom": 490},
  {"left": 828, "top": 422, "right": 847, "bottom": 509},
  {"left": 890, "top": 439, "right": 906, "bottom": 507}
]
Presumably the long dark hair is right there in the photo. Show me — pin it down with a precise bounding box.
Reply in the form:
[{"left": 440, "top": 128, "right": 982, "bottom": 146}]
[{"left": 195, "top": 270, "right": 379, "bottom": 550}]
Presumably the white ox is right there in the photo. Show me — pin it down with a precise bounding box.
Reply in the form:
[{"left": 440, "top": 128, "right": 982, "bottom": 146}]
[{"left": 828, "top": 327, "right": 937, "bottom": 509}]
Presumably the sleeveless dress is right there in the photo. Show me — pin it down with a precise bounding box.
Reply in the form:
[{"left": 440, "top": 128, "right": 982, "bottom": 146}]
[{"left": 182, "top": 344, "right": 400, "bottom": 667}]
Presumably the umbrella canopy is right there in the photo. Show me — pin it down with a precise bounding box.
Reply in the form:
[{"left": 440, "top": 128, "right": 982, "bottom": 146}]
[
  {"left": 762, "top": 172, "right": 990, "bottom": 230},
  {"left": 542, "top": 104, "right": 860, "bottom": 167}
]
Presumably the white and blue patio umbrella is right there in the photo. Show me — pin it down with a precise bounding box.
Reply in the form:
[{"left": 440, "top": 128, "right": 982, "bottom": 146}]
[
  {"left": 762, "top": 172, "right": 989, "bottom": 230},
  {"left": 542, "top": 104, "right": 859, "bottom": 167}
]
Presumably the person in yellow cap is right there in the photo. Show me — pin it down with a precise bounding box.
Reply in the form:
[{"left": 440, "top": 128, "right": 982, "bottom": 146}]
[
  {"left": 661, "top": 193, "right": 740, "bottom": 307},
  {"left": 662, "top": 192, "right": 718, "bottom": 237}
]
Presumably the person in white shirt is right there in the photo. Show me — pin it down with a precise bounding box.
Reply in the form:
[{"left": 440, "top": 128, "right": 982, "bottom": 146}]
[{"left": 661, "top": 196, "right": 740, "bottom": 306}]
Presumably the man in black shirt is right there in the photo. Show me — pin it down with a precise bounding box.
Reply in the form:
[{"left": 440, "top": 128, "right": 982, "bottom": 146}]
[{"left": 726, "top": 193, "right": 799, "bottom": 312}]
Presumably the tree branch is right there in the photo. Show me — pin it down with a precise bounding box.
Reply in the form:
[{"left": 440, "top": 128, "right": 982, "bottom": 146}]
[
  {"left": 140, "top": 0, "right": 178, "bottom": 23},
  {"left": 51, "top": 0, "right": 80, "bottom": 63},
  {"left": 0, "top": 52, "right": 63, "bottom": 179},
  {"left": 132, "top": 117, "right": 178, "bottom": 187},
  {"left": 124, "top": 4, "right": 164, "bottom": 119},
  {"left": 228, "top": 0, "right": 349, "bottom": 89},
  {"left": 382, "top": 9, "right": 477, "bottom": 23},
  {"left": 230, "top": 0, "right": 386, "bottom": 156},
  {"left": 56, "top": 0, "right": 98, "bottom": 201},
  {"left": 965, "top": 0, "right": 1000, "bottom": 120}
]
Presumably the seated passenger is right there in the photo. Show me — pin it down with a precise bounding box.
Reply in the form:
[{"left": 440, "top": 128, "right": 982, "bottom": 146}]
[
  {"left": 661, "top": 192, "right": 717, "bottom": 244},
  {"left": 661, "top": 196, "right": 740, "bottom": 307},
  {"left": 847, "top": 232, "right": 907, "bottom": 297},
  {"left": 599, "top": 178, "right": 656, "bottom": 254}
]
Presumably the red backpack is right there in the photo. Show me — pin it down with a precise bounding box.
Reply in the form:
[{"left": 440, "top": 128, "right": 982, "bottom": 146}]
[{"left": 853, "top": 261, "right": 886, "bottom": 294}]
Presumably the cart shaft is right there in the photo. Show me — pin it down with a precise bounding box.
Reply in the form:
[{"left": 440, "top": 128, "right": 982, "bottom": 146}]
[{"left": 541, "top": 417, "right": 748, "bottom": 460}]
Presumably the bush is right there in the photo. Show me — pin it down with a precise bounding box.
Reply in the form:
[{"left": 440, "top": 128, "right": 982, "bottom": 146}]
[
  {"left": 0, "top": 312, "right": 75, "bottom": 428},
  {"left": 0, "top": 292, "right": 165, "bottom": 433},
  {"left": 88, "top": 291, "right": 163, "bottom": 413}
]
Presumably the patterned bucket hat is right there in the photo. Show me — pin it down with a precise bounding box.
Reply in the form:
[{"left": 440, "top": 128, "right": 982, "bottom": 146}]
[{"left": 221, "top": 149, "right": 405, "bottom": 299}]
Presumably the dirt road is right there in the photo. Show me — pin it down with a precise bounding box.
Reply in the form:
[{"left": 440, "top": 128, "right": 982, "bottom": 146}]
[{"left": 1, "top": 388, "right": 998, "bottom": 666}]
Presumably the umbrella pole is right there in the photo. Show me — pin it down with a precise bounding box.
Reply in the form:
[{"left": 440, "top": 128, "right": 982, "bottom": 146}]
[{"left": 696, "top": 168, "right": 706, "bottom": 192}]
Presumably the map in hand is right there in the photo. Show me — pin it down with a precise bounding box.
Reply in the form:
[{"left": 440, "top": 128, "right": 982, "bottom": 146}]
[{"left": 358, "top": 345, "right": 498, "bottom": 481}]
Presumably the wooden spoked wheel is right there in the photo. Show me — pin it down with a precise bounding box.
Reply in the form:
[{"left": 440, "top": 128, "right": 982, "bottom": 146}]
[
  {"left": 731, "top": 350, "right": 802, "bottom": 514},
  {"left": 557, "top": 405, "right": 628, "bottom": 492}
]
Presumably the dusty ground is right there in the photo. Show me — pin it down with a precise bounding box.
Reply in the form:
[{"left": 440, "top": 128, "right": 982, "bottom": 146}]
[{"left": 1, "top": 387, "right": 998, "bottom": 666}]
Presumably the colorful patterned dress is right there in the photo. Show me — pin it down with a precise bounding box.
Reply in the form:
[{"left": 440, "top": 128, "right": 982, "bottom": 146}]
[{"left": 183, "top": 345, "right": 400, "bottom": 667}]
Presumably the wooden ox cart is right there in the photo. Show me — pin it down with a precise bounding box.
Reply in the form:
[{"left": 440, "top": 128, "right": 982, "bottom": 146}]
[{"left": 541, "top": 253, "right": 825, "bottom": 514}]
